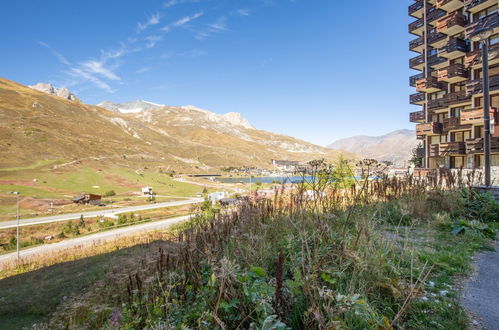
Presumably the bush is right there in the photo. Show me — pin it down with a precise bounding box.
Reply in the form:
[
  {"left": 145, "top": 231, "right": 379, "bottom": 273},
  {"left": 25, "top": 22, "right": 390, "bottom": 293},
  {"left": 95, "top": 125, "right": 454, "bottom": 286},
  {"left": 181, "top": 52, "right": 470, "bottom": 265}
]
[
  {"left": 104, "top": 190, "right": 116, "bottom": 197},
  {"left": 463, "top": 189, "right": 499, "bottom": 223}
]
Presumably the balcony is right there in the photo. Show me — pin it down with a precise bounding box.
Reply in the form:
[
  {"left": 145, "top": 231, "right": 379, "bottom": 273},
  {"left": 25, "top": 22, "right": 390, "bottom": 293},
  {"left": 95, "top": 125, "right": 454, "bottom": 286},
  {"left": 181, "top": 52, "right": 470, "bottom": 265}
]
[
  {"left": 428, "top": 54, "right": 448, "bottom": 69},
  {"left": 438, "top": 38, "right": 469, "bottom": 59},
  {"left": 427, "top": 31, "right": 447, "bottom": 46},
  {"left": 465, "top": 44, "right": 499, "bottom": 69},
  {"left": 427, "top": 7, "right": 447, "bottom": 26},
  {"left": 436, "top": 0, "right": 465, "bottom": 12},
  {"left": 440, "top": 142, "right": 467, "bottom": 155},
  {"left": 465, "top": 0, "right": 498, "bottom": 13},
  {"left": 445, "top": 90, "right": 472, "bottom": 106},
  {"left": 465, "top": 12, "right": 499, "bottom": 40},
  {"left": 410, "top": 36, "right": 425, "bottom": 53},
  {"left": 437, "top": 12, "right": 467, "bottom": 35},
  {"left": 466, "top": 74, "right": 499, "bottom": 95},
  {"left": 416, "top": 76, "right": 444, "bottom": 92},
  {"left": 410, "top": 54, "right": 425, "bottom": 70},
  {"left": 430, "top": 144, "right": 440, "bottom": 157},
  {"left": 443, "top": 116, "right": 472, "bottom": 131},
  {"left": 437, "top": 63, "right": 469, "bottom": 83},
  {"left": 409, "top": 0, "right": 425, "bottom": 18},
  {"left": 409, "top": 17, "right": 425, "bottom": 35},
  {"left": 410, "top": 72, "right": 426, "bottom": 87},
  {"left": 466, "top": 137, "right": 499, "bottom": 153},
  {"left": 460, "top": 107, "right": 496, "bottom": 125},
  {"left": 428, "top": 97, "right": 447, "bottom": 109},
  {"left": 410, "top": 92, "right": 426, "bottom": 105},
  {"left": 417, "top": 122, "right": 443, "bottom": 137},
  {"left": 410, "top": 110, "right": 426, "bottom": 123}
]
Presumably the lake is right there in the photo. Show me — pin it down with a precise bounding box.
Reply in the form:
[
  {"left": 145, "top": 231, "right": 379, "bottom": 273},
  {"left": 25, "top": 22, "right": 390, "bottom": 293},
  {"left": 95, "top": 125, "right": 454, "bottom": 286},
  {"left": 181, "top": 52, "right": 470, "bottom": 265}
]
[{"left": 216, "top": 176, "right": 315, "bottom": 184}]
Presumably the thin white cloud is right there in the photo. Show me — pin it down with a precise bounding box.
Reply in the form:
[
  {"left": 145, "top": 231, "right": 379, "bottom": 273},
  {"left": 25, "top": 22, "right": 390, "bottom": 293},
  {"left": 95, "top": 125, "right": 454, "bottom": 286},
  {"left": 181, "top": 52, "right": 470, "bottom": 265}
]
[
  {"left": 195, "top": 17, "right": 228, "bottom": 40},
  {"left": 81, "top": 60, "right": 121, "bottom": 81},
  {"left": 137, "top": 13, "right": 161, "bottom": 31},
  {"left": 37, "top": 41, "right": 71, "bottom": 66},
  {"left": 68, "top": 68, "right": 115, "bottom": 93},
  {"left": 236, "top": 9, "right": 251, "bottom": 16},
  {"left": 136, "top": 66, "right": 152, "bottom": 74},
  {"left": 163, "top": 0, "right": 200, "bottom": 9},
  {"left": 162, "top": 11, "right": 204, "bottom": 32},
  {"left": 145, "top": 35, "right": 163, "bottom": 48}
]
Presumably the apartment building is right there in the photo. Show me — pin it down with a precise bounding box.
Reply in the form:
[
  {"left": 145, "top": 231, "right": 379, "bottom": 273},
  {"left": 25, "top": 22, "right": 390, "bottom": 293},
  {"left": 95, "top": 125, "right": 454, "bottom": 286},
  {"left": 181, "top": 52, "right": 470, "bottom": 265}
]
[{"left": 409, "top": 0, "right": 499, "bottom": 169}]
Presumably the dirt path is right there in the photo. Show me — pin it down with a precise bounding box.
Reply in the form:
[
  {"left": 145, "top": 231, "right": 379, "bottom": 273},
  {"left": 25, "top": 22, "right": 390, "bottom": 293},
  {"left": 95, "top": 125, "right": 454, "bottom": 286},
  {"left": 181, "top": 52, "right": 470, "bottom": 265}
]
[{"left": 461, "top": 240, "right": 499, "bottom": 330}]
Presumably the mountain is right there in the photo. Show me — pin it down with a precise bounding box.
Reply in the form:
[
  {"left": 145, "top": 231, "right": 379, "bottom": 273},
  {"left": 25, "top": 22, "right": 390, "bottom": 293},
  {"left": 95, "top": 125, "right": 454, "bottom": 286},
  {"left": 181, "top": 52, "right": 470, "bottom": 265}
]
[
  {"left": 327, "top": 129, "right": 419, "bottom": 167},
  {"left": 29, "top": 82, "right": 80, "bottom": 102},
  {"left": 0, "top": 78, "right": 355, "bottom": 171},
  {"left": 97, "top": 100, "right": 165, "bottom": 114}
]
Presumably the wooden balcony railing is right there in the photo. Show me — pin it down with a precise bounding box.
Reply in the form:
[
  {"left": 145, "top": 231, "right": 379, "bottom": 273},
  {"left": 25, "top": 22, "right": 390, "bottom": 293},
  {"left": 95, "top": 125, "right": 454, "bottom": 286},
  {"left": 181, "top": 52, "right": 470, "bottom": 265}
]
[
  {"left": 443, "top": 116, "right": 472, "bottom": 132},
  {"left": 428, "top": 54, "right": 447, "bottom": 68},
  {"left": 409, "top": 0, "right": 424, "bottom": 16},
  {"left": 445, "top": 90, "right": 471, "bottom": 106},
  {"left": 416, "top": 76, "right": 444, "bottom": 92},
  {"left": 410, "top": 36, "right": 424, "bottom": 51},
  {"left": 437, "top": 63, "right": 468, "bottom": 81},
  {"left": 438, "top": 38, "right": 469, "bottom": 57},
  {"left": 428, "top": 31, "right": 447, "bottom": 45},
  {"left": 439, "top": 142, "right": 466, "bottom": 155},
  {"left": 465, "top": 44, "right": 499, "bottom": 68},
  {"left": 410, "top": 92, "right": 426, "bottom": 104},
  {"left": 466, "top": 74, "right": 499, "bottom": 95},
  {"left": 429, "top": 144, "right": 440, "bottom": 157},
  {"left": 410, "top": 72, "right": 426, "bottom": 87},
  {"left": 465, "top": 12, "right": 499, "bottom": 39},
  {"left": 428, "top": 97, "right": 447, "bottom": 109},
  {"left": 465, "top": 0, "right": 495, "bottom": 12},
  {"left": 460, "top": 107, "right": 496, "bottom": 125},
  {"left": 428, "top": 90, "right": 471, "bottom": 110},
  {"left": 437, "top": 12, "right": 467, "bottom": 33},
  {"left": 409, "top": 17, "right": 425, "bottom": 34},
  {"left": 466, "top": 137, "right": 499, "bottom": 153},
  {"left": 410, "top": 54, "right": 425, "bottom": 68},
  {"left": 417, "top": 122, "right": 443, "bottom": 136},
  {"left": 427, "top": 7, "right": 447, "bottom": 23},
  {"left": 410, "top": 110, "right": 426, "bottom": 123}
]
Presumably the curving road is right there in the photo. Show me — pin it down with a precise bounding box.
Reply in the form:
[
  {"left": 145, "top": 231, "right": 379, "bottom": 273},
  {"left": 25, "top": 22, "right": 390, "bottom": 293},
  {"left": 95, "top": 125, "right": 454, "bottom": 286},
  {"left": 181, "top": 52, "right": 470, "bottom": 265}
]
[
  {"left": 0, "top": 214, "right": 192, "bottom": 266},
  {"left": 0, "top": 198, "right": 203, "bottom": 229}
]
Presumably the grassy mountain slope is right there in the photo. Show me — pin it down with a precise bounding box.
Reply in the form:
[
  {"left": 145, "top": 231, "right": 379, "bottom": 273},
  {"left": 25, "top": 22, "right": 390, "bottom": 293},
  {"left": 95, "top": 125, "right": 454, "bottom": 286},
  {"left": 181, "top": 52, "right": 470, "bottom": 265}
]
[{"left": 0, "top": 78, "right": 355, "bottom": 171}]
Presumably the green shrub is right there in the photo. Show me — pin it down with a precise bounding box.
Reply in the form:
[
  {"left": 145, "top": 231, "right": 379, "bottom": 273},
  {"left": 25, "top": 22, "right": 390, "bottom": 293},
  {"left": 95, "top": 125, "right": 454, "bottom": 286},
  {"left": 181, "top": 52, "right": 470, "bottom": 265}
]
[{"left": 104, "top": 190, "right": 116, "bottom": 197}]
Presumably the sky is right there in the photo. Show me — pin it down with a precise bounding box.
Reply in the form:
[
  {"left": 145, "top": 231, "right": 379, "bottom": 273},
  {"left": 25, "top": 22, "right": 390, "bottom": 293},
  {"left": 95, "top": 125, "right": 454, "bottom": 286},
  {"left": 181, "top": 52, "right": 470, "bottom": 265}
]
[{"left": 0, "top": 0, "right": 417, "bottom": 146}]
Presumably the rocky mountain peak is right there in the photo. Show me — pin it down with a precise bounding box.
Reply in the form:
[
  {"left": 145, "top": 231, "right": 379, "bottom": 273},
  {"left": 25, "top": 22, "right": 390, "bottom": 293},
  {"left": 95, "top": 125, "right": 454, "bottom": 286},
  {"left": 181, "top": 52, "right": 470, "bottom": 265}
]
[
  {"left": 29, "top": 82, "right": 80, "bottom": 102},
  {"left": 97, "top": 100, "right": 165, "bottom": 114}
]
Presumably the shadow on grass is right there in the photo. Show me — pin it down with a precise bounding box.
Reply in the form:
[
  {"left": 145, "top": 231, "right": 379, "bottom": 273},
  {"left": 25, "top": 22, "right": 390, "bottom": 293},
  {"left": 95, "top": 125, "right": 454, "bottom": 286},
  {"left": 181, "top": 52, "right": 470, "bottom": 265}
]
[{"left": 0, "top": 240, "right": 174, "bottom": 329}]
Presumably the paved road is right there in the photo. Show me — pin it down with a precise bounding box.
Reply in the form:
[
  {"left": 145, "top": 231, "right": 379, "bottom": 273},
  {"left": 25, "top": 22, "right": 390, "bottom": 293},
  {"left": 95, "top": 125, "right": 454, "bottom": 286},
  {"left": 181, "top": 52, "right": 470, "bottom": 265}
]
[
  {"left": 0, "top": 198, "right": 203, "bottom": 229},
  {"left": 0, "top": 215, "right": 192, "bottom": 266},
  {"left": 461, "top": 239, "right": 499, "bottom": 330}
]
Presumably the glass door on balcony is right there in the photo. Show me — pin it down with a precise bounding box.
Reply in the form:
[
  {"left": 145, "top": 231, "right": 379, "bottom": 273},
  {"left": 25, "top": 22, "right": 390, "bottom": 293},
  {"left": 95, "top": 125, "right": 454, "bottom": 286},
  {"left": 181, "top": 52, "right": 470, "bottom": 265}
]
[
  {"left": 450, "top": 156, "right": 466, "bottom": 168},
  {"left": 451, "top": 131, "right": 471, "bottom": 141}
]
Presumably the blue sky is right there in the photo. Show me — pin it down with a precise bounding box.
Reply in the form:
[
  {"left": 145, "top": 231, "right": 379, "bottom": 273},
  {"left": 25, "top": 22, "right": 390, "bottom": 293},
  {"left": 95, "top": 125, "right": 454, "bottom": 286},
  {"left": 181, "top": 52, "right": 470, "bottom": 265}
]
[{"left": 1, "top": 0, "right": 416, "bottom": 145}]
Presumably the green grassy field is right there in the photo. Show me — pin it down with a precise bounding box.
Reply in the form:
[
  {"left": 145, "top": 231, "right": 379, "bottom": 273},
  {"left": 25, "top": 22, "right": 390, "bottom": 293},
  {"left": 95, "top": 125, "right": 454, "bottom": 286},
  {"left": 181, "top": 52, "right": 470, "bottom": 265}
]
[{"left": 0, "top": 161, "right": 206, "bottom": 221}]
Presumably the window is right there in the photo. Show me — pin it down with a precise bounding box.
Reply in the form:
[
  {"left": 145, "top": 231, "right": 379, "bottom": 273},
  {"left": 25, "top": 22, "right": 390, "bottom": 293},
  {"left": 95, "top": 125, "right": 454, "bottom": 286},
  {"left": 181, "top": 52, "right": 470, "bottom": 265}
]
[
  {"left": 474, "top": 5, "right": 498, "bottom": 21},
  {"left": 431, "top": 136, "right": 440, "bottom": 144},
  {"left": 451, "top": 81, "right": 466, "bottom": 92},
  {"left": 451, "top": 107, "right": 462, "bottom": 117},
  {"left": 450, "top": 57, "right": 464, "bottom": 65},
  {"left": 451, "top": 131, "right": 471, "bottom": 142}
]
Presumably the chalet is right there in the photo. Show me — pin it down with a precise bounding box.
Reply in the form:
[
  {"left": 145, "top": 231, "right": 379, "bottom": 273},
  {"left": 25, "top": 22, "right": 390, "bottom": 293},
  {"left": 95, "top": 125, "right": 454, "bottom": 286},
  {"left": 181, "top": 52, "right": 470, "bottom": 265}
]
[
  {"left": 72, "top": 193, "right": 102, "bottom": 205},
  {"left": 208, "top": 191, "right": 229, "bottom": 204},
  {"left": 142, "top": 187, "right": 153, "bottom": 195}
]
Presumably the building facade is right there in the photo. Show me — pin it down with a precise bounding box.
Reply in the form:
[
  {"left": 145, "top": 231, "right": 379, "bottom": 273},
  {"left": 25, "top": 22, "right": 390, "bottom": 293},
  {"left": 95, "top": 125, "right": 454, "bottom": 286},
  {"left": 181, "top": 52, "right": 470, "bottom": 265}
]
[{"left": 409, "top": 0, "right": 499, "bottom": 170}]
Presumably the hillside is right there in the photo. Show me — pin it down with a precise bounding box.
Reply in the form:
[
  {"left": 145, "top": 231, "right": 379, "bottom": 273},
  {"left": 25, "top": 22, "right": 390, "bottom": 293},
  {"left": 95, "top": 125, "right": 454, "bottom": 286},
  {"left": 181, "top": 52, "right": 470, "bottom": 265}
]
[
  {"left": 0, "top": 78, "right": 354, "bottom": 171},
  {"left": 328, "top": 129, "right": 419, "bottom": 167}
]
